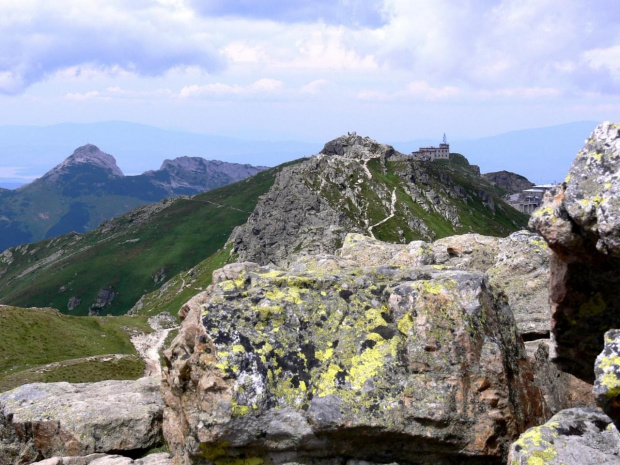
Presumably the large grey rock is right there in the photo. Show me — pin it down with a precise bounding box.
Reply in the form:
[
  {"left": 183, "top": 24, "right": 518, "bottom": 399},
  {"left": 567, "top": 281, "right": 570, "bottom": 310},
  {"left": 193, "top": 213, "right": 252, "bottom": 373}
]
[
  {"left": 594, "top": 329, "right": 620, "bottom": 429},
  {"left": 0, "top": 378, "right": 164, "bottom": 464},
  {"left": 530, "top": 121, "right": 620, "bottom": 382},
  {"left": 162, "top": 241, "right": 545, "bottom": 464},
  {"left": 508, "top": 408, "right": 620, "bottom": 464},
  {"left": 339, "top": 232, "right": 549, "bottom": 340}
]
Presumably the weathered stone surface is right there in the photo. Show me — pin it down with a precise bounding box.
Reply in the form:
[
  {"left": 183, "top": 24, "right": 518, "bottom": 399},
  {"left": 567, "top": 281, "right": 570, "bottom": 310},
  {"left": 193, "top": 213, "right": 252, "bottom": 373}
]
[
  {"left": 594, "top": 329, "right": 620, "bottom": 429},
  {"left": 162, "top": 244, "right": 545, "bottom": 464},
  {"left": 431, "top": 233, "right": 501, "bottom": 272},
  {"left": 508, "top": 408, "right": 620, "bottom": 464},
  {"left": 339, "top": 232, "right": 549, "bottom": 339},
  {"left": 0, "top": 378, "right": 164, "bottom": 464},
  {"left": 530, "top": 121, "right": 620, "bottom": 382},
  {"left": 485, "top": 231, "right": 551, "bottom": 339},
  {"left": 526, "top": 340, "right": 595, "bottom": 415},
  {"left": 34, "top": 453, "right": 172, "bottom": 465}
]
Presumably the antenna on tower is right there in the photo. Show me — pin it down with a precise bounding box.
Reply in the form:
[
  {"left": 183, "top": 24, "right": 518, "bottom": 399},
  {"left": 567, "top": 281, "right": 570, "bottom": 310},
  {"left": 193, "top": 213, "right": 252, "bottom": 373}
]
[{"left": 442, "top": 133, "right": 447, "bottom": 144}]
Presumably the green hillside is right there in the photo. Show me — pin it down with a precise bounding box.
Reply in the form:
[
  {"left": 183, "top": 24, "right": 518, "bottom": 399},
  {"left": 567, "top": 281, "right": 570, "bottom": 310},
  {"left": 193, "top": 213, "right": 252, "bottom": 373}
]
[
  {"left": 0, "top": 306, "right": 150, "bottom": 392},
  {"left": 0, "top": 162, "right": 299, "bottom": 315}
]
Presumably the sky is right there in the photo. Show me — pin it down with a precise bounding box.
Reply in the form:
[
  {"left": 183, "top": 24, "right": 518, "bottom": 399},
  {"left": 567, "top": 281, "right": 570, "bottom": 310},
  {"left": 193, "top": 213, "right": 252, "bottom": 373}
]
[{"left": 0, "top": 0, "right": 619, "bottom": 145}]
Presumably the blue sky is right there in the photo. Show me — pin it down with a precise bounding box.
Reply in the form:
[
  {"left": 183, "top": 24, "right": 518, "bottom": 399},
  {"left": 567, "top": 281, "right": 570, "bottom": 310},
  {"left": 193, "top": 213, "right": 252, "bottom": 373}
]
[{"left": 0, "top": 0, "right": 619, "bottom": 143}]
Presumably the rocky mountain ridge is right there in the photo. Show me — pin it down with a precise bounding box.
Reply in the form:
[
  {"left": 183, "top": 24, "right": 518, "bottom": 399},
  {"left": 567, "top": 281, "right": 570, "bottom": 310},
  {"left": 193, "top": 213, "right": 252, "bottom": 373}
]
[
  {"left": 0, "top": 144, "right": 267, "bottom": 251},
  {"left": 232, "top": 133, "right": 528, "bottom": 266}
]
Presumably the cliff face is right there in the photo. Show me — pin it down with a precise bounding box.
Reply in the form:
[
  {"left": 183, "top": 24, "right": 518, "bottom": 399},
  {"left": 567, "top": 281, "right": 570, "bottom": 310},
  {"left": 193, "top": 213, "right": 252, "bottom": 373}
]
[
  {"left": 530, "top": 121, "right": 620, "bottom": 382},
  {"left": 232, "top": 134, "right": 528, "bottom": 266},
  {"left": 162, "top": 234, "right": 546, "bottom": 465}
]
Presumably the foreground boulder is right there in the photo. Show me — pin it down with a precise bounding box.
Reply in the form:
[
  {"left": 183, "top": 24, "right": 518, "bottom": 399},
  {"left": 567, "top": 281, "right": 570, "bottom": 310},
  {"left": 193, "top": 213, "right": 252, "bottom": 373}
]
[
  {"left": 162, "top": 242, "right": 545, "bottom": 464},
  {"left": 508, "top": 408, "right": 620, "bottom": 464},
  {"left": 0, "top": 378, "right": 164, "bottom": 464},
  {"left": 594, "top": 329, "right": 620, "bottom": 429},
  {"left": 530, "top": 121, "right": 620, "bottom": 382}
]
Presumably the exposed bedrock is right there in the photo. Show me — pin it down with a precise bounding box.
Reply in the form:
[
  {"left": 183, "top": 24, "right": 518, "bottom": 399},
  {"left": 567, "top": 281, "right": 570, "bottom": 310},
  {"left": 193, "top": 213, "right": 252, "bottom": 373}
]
[
  {"left": 161, "top": 238, "right": 546, "bottom": 465},
  {"left": 530, "top": 121, "right": 620, "bottom": 382}
]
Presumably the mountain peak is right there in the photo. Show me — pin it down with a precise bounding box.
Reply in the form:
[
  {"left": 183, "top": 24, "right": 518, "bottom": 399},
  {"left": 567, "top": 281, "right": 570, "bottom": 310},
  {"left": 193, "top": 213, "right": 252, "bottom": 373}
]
[
  {"left": 320, "top": 133, "right": 395, "bottom": 159},
  {"left": 43, "top": 144, "right": 124, "bottom": 182}
]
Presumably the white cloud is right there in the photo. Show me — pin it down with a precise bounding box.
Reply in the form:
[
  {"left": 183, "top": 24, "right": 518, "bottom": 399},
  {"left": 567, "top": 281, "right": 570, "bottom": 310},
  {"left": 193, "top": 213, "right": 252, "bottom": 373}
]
[
  {"left": 0, "top": 0, "right": 223, "bottom": 94},
  {"left": 584, "top": 45, "right": 620, "bottom": 74},
  {"left": 404, "top": 81, "right": 461, "bottom": 100},
  {"left": 356, "top": 82, "right": 559, "bottom": 102},
  {"left": 65, "top": 91, "right": 101, "bottom": 100},
  {"left": 1, "top": 0, "right": 619, "bottom": 101},
  {"left": 178, "top": 79, "right": 284, "bottom": 98},
  {"left": 301, "top": 79, "right": 331, "bottom": 94}
]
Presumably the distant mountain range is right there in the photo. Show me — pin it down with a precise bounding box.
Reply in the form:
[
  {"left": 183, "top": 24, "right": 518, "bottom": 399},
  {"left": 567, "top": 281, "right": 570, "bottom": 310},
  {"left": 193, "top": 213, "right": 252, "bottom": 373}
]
[
  {"left": 0, "top": 120, "right": 599, "bottom": 189},
  {"left": 0, "top": 144, "right": 266, "bottom": 251},
  {"left": 0, "top": 134, "right": 527, "bottom": 316},
  {"left": 0, "top": 121, "right": 320, "bottom": 188}
]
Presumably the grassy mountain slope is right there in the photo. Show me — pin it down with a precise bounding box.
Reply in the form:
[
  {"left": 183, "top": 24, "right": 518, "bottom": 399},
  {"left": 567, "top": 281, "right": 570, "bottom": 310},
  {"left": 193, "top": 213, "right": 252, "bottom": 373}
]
[
  {"left": 0, "top": 162, "right": 299, "bottom": 315},
  {"left": 0, "top": 306, "right": 150, "bottom": 392}
]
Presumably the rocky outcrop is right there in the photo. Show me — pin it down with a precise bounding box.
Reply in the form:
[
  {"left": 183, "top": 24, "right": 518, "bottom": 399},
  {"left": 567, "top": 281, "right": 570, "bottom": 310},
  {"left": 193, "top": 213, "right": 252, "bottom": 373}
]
[
  {"left": 232, "top": 133, "right": 527, "bottom": 267},
  {"left": 162, "top": 237, "right": 545, "bottom": 465},
  {"left": 507, "top": 408, "right": 620, "bottom": 464},
  {"left": 34, "top": 453, "right": 171, "bottom": 465},
  {"left": 0, "top": 378, "right": 164, "bottom": 464},
  {"left": 530, "top": 121, "right": 620, "bottom": 382},
  {"left": 482, "top": 170, "right": 534, "bottom": 194},
  {"left": 88, "top": 286, "right": 117, "bottom": 316},
  {"left": 231, "top": 156, "right": 357, "bottom": 265},
  {"left": 146, "top": 157, "right": 267, "bottom": 195}
]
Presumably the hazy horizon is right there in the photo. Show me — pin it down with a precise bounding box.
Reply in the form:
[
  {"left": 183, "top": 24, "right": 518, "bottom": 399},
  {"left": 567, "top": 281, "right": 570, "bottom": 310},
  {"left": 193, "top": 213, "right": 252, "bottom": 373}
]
[{"left": 1, "top": 1, "right": 618, "bottom": 187}]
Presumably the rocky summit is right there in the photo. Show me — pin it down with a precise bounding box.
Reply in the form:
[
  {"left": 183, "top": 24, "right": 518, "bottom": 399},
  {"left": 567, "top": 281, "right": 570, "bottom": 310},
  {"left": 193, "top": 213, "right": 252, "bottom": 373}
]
[
  {"left": 162, "top": 233, "right": 545, "bottom": 465},
  {"left": 232, "top": 133, "right": 528, "bottom": 266}
]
